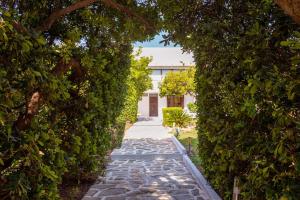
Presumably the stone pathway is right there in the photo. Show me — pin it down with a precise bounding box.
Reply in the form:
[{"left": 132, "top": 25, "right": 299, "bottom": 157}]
[{"left": 82, "top": 118, "right": 218, "bottom": 200}]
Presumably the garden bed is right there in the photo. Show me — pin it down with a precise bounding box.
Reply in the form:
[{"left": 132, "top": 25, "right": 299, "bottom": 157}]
[{"left": 171, "top": 128, "right": 203, "bottom": 172}]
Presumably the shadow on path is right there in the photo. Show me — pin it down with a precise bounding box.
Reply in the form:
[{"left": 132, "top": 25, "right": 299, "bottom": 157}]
[{"left": 82, "top": 119, "right": 212, "bottom": 200}]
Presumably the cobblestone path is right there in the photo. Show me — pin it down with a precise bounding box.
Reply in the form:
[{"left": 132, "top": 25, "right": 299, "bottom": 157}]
[{"left": 82, "top": 119, "right": 216, "bottom": 200}]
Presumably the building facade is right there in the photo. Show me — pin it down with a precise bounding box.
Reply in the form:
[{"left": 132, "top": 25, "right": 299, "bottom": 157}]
[{"left": 136, "top": 47, "right": 195, "bottom": 120}]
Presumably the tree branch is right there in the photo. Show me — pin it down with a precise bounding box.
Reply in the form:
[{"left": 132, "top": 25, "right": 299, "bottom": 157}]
[
  {"left": 275, "top": 0, "right": 300, "bottom": 24},
  {"left": 35, "top": 0, "right": 154, "bottom": 32},
  {"left": 36, "top": 0, "right": 97, "bottom": 32},
  {"left": 101, "top": 0, "right": 155, "bottom": 32},
  {"left": 11, "top": 21, "right": 28, "bottom": 34}
]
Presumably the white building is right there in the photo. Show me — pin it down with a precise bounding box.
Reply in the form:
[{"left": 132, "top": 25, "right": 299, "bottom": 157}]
[{"left": 136, "top": 47, "right": 195, "bottom": 120}]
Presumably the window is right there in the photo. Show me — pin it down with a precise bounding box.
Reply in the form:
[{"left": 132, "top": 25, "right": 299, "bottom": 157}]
[
  {"left": 151, "top": 69, "right": 161, "bottom": 76},
  {"left": 151, "top": 69, "right": 161, "bottom": 81},
  {"left": 167, "top": 96, "right": 184, "bottom": 108},
  {"left": 162, "top": 69, "right": 170, "bottom": 76}
]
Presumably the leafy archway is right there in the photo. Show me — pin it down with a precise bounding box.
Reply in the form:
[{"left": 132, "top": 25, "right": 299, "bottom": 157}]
[{"left": 1, "top": 0, "right": 299, "bottom": 199}]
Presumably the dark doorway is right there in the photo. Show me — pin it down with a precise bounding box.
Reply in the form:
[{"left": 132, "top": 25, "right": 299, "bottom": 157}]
[{"left": 149, "top": 94, "right": 158, "bottom": 116}]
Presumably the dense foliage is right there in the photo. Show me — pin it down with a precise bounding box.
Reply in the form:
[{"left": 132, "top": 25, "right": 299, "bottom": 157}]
[
  {"left": 162, "top": 107, "right": 191, "bottom": 128},
  {"left": 118, "top": 51, "right": 152, "bottom": 123},
  {"left": 159, "top": 0, "right": 300, "bottom": 199},
  {"left": 1, "top": 0, "right": 299, "bottom": 199},
  {"left": 159, "top": 67, "right": 195, "bottom": 97},
  {"left": 0, "top": 1, "right": 159, "bottom": 199}
]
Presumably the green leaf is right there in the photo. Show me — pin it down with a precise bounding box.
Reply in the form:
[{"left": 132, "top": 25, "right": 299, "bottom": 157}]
[{"left": 36, "top": 37, "right": 47, "bottom": 45}]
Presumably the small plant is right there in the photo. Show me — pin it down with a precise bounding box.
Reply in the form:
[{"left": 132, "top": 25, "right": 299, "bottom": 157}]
[
  {"left": 162, "top": 107, "right": 191, "bottom": 128},
  {"left": 169, "top": 110, "right": 192, "bottom": 128}
]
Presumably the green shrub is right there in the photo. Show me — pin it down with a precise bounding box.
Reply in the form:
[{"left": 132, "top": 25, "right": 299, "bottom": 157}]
[
  {"left": 159, "top": 1, "right": 300, "bottom": 199},
  {"left": 187, "top": 102, "right": 197, "bottom": 113},
  {"left": 0, "top": 3, "right": 157, "bottom": 199},
  {"left": 163, "top": 107, "right": 182, "bottom": 126},
  {"left": 118, "top": 85, "right": 139, "bottom": 123},
  {"left": 162, "top": 107, "right": 191, "bottom": 127},
  {"left": 118, "top": 52, "right": 152, "bottom": 124}
]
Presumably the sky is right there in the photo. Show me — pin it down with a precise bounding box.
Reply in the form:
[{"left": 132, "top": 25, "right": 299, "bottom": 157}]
[{"left": 133, "top": 32, "right": 176, "bottom": 48}]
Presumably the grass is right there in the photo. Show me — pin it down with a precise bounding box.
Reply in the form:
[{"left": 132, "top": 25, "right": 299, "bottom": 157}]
[{"left": 171, "top": 128, "right": 203, "bottom": 171}]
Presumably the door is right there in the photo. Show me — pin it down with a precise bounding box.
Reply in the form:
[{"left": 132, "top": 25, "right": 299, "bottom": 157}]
[{"left": 149, "top": 94, "right": 158, "bottom": 117}]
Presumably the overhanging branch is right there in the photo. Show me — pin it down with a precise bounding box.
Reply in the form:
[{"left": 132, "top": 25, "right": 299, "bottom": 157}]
[
  {"left": 35, "top": 0, "right": 155, "bottom": 32},
  {"left": 36, "top": 0, "right": 97, "bottom": 32}
]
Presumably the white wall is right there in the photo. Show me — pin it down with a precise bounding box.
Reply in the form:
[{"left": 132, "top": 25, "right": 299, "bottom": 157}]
[
  {"left": 137, "top": 95, "right": 149, "bottom": 117},
  {"left": 137, "top": 68, "right": 195, "bottom": 119},
  {"left": 150, "top": 69, "right": 162, "bottom": 92},
  {"left": 158, "top": 96, "right": 167, "bottom": 119},
  {"left": 184, "top": 94, "right": 195, "bottom": 113}
]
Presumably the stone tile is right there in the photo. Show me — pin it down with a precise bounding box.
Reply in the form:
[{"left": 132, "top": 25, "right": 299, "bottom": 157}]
[
  {"left": 82, "top": 122, "right": 212, "bottom": 199},
  {"left": 82, "top": 197, "right": 100, "bottom": 200},
  {"left": 85, "top": 189, "right": 99, "bottom": 197},
  {"left": 97, "top": 188, "right": 130, "bottom": 196},
  {"left": 173, "top": 194, "right": 194, "bottom": 200},
  {"left": 105, "top": 197, "right": 125, "bottom": 200}
]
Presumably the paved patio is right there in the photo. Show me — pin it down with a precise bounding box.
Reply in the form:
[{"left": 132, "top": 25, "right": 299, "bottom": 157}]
[{"left": 82, "top": 118, "right": 216, "bottom": 200}]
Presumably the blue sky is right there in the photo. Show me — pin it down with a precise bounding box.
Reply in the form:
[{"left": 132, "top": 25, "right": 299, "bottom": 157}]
[{"left": 134, "top": 33, "right": 176, "bottom": 47}]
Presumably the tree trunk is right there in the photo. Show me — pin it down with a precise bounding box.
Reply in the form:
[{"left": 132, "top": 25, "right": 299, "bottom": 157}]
[{"left": 14, "top": 58, "right": 82, "bottom": 131}]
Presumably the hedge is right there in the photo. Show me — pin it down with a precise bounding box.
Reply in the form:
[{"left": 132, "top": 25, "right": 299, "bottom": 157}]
[
  {"left": 0, "top": 3, "right": 157, "bottom": 199},
  {"left": 118, "top": 53, "right": 152, "bottom": 124},
  {"left": 159, "top": 1, "right": 300, "bottom": 199}
]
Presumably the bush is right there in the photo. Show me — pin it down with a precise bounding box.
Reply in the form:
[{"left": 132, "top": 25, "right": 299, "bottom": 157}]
[
  {"left": 118, "top": 52, "right": 152, "bottom": 124},
  {"left": 0, "top": 5, "right": 156, "bottom": 198},
  {"left": 163, "top": 107, "right": 182, "bottom": 126},
  {"left": 187, "top": 102, "right": 197, "bottom": 113},
  {"left": 159, "top": 1, "right": 300, "bottom": 199},
  {"left": 118, "top": 85, "right": 139, "bottom": 123},
  {"left": 162, "top": 107, "right": 191, "bottom": 127}
]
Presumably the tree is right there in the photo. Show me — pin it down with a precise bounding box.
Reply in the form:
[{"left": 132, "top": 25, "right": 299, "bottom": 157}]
[
  {"left": 130, "top": 50, "right": 153, "bottom": 99},
  {"left": 1, "top": 0, "right": 299, "bottom": 199},
  {"left": 0, "top": 1, "right": 160, "bottom": 198},
  {"left": 159, "top": 67, "right": 195, "bottom": 97},
  {"left": 0, "top": 0, "right": 159, "bottom": 131}
]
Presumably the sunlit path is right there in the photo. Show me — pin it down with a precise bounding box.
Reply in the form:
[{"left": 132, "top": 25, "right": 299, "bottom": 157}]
[{"left": 82, "top": 118, "right": 220, "bottom": 200}]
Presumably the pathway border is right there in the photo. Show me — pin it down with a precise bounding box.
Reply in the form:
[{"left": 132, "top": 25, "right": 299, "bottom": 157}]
[{"left": 170, "top": 135, "right": 222, "bottom": 200}]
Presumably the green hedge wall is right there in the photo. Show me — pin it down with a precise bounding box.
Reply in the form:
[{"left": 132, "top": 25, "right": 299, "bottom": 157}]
[
  {"left": 0, "top": 2, "right": 157, "bottom": 199},
  {"left": 159, "top": 0, "right": 300, "bottom": 199},
  {"left": 118, "top": 53, "right": 152, "bottom": 124}
]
